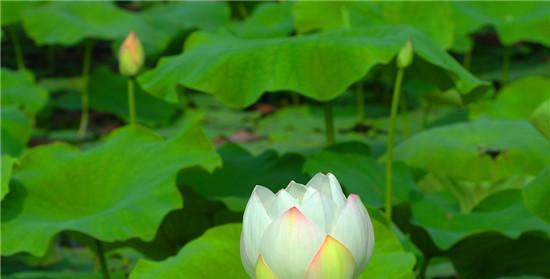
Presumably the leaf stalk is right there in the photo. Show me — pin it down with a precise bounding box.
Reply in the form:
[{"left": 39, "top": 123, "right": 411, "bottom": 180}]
[
  {"left": 77, "top": 40, "right": 94, "bottom": 139},
  {"left": 323, "top": 101, "right": 335, "bottom": 146},
  {"left": 128, "top": 78, "right": 137, "bottom": 125},
  {"left": 385, "top": 67, "right": 405, "bottom": 222}
]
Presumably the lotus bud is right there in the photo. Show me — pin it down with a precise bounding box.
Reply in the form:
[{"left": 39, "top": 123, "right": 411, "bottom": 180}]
[
  {"left": 397, "top": 40, "right": 413, "bottom": 69},
  {"left": 240, "top": 173, "right": 375, "bottom": 279},
  {"left": 119, "top": 32, "right": 144, "bottom": 77}
]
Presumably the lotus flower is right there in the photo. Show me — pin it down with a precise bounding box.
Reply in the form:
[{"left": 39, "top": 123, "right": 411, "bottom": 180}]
[{"left": 240, "top": 173, "right": 374, "bottom": 279}]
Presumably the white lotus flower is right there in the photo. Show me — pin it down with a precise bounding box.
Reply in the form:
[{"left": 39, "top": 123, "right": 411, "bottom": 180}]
[{"left": 240, "top": 173, "right": 375, "bottom": 279}]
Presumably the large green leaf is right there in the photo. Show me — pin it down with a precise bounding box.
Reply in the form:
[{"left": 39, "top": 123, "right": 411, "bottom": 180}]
[
  {"left": 359, "top": 218, "right": 416, "bottom": 279},
  {"left": 303, "top": 149, "right": 418, "bottom": 208},
  {"left": 181, "top": 143, "right": 308, "bottom": 211},
  {"left": 523, "top": 166, "right": 550, "bottom": 223},
  {"left": 130, "top": 219, "right": 415, "bottom": 278},
  {"left": 1, "top": 121, "right": 220, "bottom": 257},
  {"left": 470, "top": 76, "right": 550, "bottom": 120},
  {"left": 1, "top": 155, "right": 16, "bottom": 200},
  {"left": 228, "top": 2, "right": 293, "bottom": 38},
  {"left": 417, "top": 173, "right": 531, "bottom": 213},
  {"left": 450, "top": 2, "right": 550, "bottom": 47},
  {"left": 110, "top": 188, "right": 236, "bottom": 261},
  {"left": 139, "top": 25, "right": 488, "bottom": 107},
  {"left": 1, "top": 68, "right": 48, "bottom": 115},
  {"left": 0, "top": 1, "right": 39, "bottom": 26},
  {"left": 22, "top": 2, "right": 171, "bottom": 55},
  {"left": 411, "top": 190, "right": 550, "bottom": 250},
  {"left": 529, "top": 98, "right": 550, "bottom": 140},
  {"left": 1, "top": 107, "right": 32, "bottom": 157},
  {"left": 129, "top": 224, "right": 247, "bottom": 279},
  {"left": 449, "top": 232, "right": 550, "bottom": 278},
  {"left": 392, "top": 119, "right": 550, "bottom": 183}
]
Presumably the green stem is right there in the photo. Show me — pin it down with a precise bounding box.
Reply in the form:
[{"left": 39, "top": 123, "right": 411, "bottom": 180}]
[
  {"left": 385, "top": 67, "right": 405, "bottom": 222},
  {"left": 323, "top": 101, "right": 335, "bottom": 146},
  {"left": 77, "top": 40, "right": 94, "bottom": 139},
  {"left": 356, "top": 83, "right": 365, "bottom": 122},
  {"left": 501, "top": 46, "right": 511, "bottom": 85},
  {"left": 237, "top": 2, "right": 248, "bottom": 19},
  {"left": 9, "top": 28, "right": 26, "bottom": 70},
  {"left": 127, "top": 78, "right": 137, "bottom": 125},
  {"left": 94, "top": 239, "right": 111, "bottom": 279},
  {"left": 399, "top": 94, "right": 411, "bottom": 138}
]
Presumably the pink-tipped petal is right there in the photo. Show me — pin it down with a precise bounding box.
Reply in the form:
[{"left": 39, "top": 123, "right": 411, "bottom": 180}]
[
  {"left": 330, "top": 194, "right": 374, "bottom": 274},
  {"left": 305, "top": 236, "right": 356, "bottom": 279},
  {"left": 256, "top": 255, "right": 280, "bottom": 279},
  {"left": 241, "top": 187, "right": 274, "bottom": 276},
  {"left": 260, "top": 207, "right": 325, "bottom": 279}
]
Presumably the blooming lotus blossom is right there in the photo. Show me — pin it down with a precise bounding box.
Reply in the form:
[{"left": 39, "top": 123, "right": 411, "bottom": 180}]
[{"left": 240, "top": 173, "right": 374, "bottom": 279}]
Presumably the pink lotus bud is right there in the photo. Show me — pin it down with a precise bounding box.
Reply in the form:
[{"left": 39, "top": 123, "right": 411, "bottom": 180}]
[{"left": 119, "top": 32, "right": 144, "bottom": 77}]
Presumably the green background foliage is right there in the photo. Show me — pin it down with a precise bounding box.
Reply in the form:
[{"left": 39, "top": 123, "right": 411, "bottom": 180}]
[{"left": 1, "top": 1, "right": 548, "bottom": 278}]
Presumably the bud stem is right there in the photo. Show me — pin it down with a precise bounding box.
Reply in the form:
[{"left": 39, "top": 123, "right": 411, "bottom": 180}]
[
  {"left": 385, "top": 67, "right": 405, "bottom": 222},
  {"left": 323, "top": 101, "right": 335, "bottom": 146},
  {"left": 128, "top": 78, "right": 137, "bottom": 125},
  {"left": 77, "top": 40, "right": 94, "bottom": 139},
  {"left": 400, "top": 95, "right": 411, "bottom": 138},
  {"left": 94, "top": 239, "right": 111, "bottom": 279}
]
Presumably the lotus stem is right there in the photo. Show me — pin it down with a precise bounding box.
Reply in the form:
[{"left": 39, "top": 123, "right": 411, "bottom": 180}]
[
  {"left": 400, "top": 94, "right": 411, "bottom": 138},
  {"left": 501, "top": 46, "right": 511, "bottom": 85},
  {"left": 9, "top": 28, "right": 26, "bottom": 70},
  {"left": 385, "top": 67, "right": 405, "bottom": 222},
  {"left": 94, "top": 239, "right": 111, "bottom": 279},
  {"left": 127, "top": 78, "right": 137, "bottom": 125},
  {"left": 77, "top": 40, "right": 94, "bottom": 139},
  {"left": 323, "top": 101, "right": 335, "bottom": 146}
]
